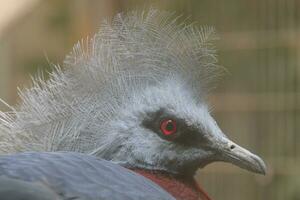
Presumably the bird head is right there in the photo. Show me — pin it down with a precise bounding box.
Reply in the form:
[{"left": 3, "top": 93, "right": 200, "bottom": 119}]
[
  {"left": 92, "top": 78, "right": 266, "bottom": 178},
  {"left": 0, "top": 9, "right": 266, "bottom": 180}
]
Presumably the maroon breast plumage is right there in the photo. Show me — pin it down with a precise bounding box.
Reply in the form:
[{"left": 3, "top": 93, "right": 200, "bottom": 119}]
[{"left": 131, "top": 169, "right": 212, "bottom": 200}]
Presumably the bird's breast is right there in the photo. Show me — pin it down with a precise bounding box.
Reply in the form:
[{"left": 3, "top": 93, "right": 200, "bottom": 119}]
[{"left": 129, "top": 169, "right": 212, "bottom": 200}]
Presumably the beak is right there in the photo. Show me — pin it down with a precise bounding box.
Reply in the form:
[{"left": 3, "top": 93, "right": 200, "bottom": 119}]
[{"left": 216, "top": 138, "right": 266, "bottom": 175}]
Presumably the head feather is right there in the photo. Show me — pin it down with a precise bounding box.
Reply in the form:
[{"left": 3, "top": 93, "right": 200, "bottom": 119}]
[{"left": 0, "top": 9, "right": 221, "bottom": 154}]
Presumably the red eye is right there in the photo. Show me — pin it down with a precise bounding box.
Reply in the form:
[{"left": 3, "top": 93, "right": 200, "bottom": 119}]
[{"left": 160, "top": 119, "right": 177, "bottom": 136}]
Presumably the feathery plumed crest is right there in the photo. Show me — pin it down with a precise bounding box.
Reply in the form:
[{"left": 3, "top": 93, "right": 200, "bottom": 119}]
[{"left": 0, "top": 9, "right": 221, "bottom": 154}]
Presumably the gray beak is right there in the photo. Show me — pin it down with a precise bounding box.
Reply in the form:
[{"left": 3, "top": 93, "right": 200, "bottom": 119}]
[{"left": 216, "top": 138, "right": 266, "bottom": 175}]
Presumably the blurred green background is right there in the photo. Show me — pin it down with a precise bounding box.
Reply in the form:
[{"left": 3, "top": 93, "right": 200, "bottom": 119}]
[{"left": 0, "top": 0, "right": 299, "bottom": 199}]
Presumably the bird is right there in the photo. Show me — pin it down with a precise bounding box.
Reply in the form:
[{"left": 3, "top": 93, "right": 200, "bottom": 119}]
[{"left": 0, "top": 9, "right": 266, "bottom": 200}]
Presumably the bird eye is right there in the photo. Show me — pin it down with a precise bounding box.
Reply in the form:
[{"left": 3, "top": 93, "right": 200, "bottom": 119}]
[{"left": 160, "top": 119, "right": 177, "bottom": 136}]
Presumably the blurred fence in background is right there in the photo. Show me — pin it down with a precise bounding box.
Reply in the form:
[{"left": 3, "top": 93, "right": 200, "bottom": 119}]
[{"left": 0, "top": 0, "right": 299, "bottom": 199}]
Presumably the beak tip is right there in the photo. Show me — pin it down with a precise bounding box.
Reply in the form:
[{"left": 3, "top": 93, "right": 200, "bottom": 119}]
[
  {"left": 256, "top": 166, "right": 266, "bottom": 175},
  {"left": 242, "top": 152, "right": 267, "bottom": 175},
  {"left": 255, "top": 157, "right": 267, "bottom": 175}
]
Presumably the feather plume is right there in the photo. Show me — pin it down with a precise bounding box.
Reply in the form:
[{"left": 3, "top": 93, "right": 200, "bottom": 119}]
[{"left": 0, "top": 9, "right": 221, "bottom": 154}]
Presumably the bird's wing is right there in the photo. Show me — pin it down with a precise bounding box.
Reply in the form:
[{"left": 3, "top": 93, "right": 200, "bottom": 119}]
[
  {"left": 0, "top": 152, "right": 175, "bottom": 200},
  {"left": 0, "top": 176, "right": 61, "bottom": 200}
]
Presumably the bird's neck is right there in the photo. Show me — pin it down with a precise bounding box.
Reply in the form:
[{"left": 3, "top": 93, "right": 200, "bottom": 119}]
[{"left": 129, "top": 168, "right": 212, "bottom": 200}]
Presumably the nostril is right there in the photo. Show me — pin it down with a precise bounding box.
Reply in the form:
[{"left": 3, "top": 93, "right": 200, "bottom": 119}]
[{"left": 230, "top": 144, "right": 235, "bottom": 150}]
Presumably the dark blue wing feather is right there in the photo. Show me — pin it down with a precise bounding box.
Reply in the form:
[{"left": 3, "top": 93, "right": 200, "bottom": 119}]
[{"left": 0, "top": 152, "right": 175, "bottom": 200}]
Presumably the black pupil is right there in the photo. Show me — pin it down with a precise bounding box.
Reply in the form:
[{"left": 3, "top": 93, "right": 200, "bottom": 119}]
[{"left": 165, "top": 121, "right": 174, "bottom": 131}]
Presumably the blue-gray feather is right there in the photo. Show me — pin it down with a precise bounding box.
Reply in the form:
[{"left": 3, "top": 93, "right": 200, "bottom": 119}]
[{"left": 0, "top": 152, "right": 175, "bottom": 200}]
